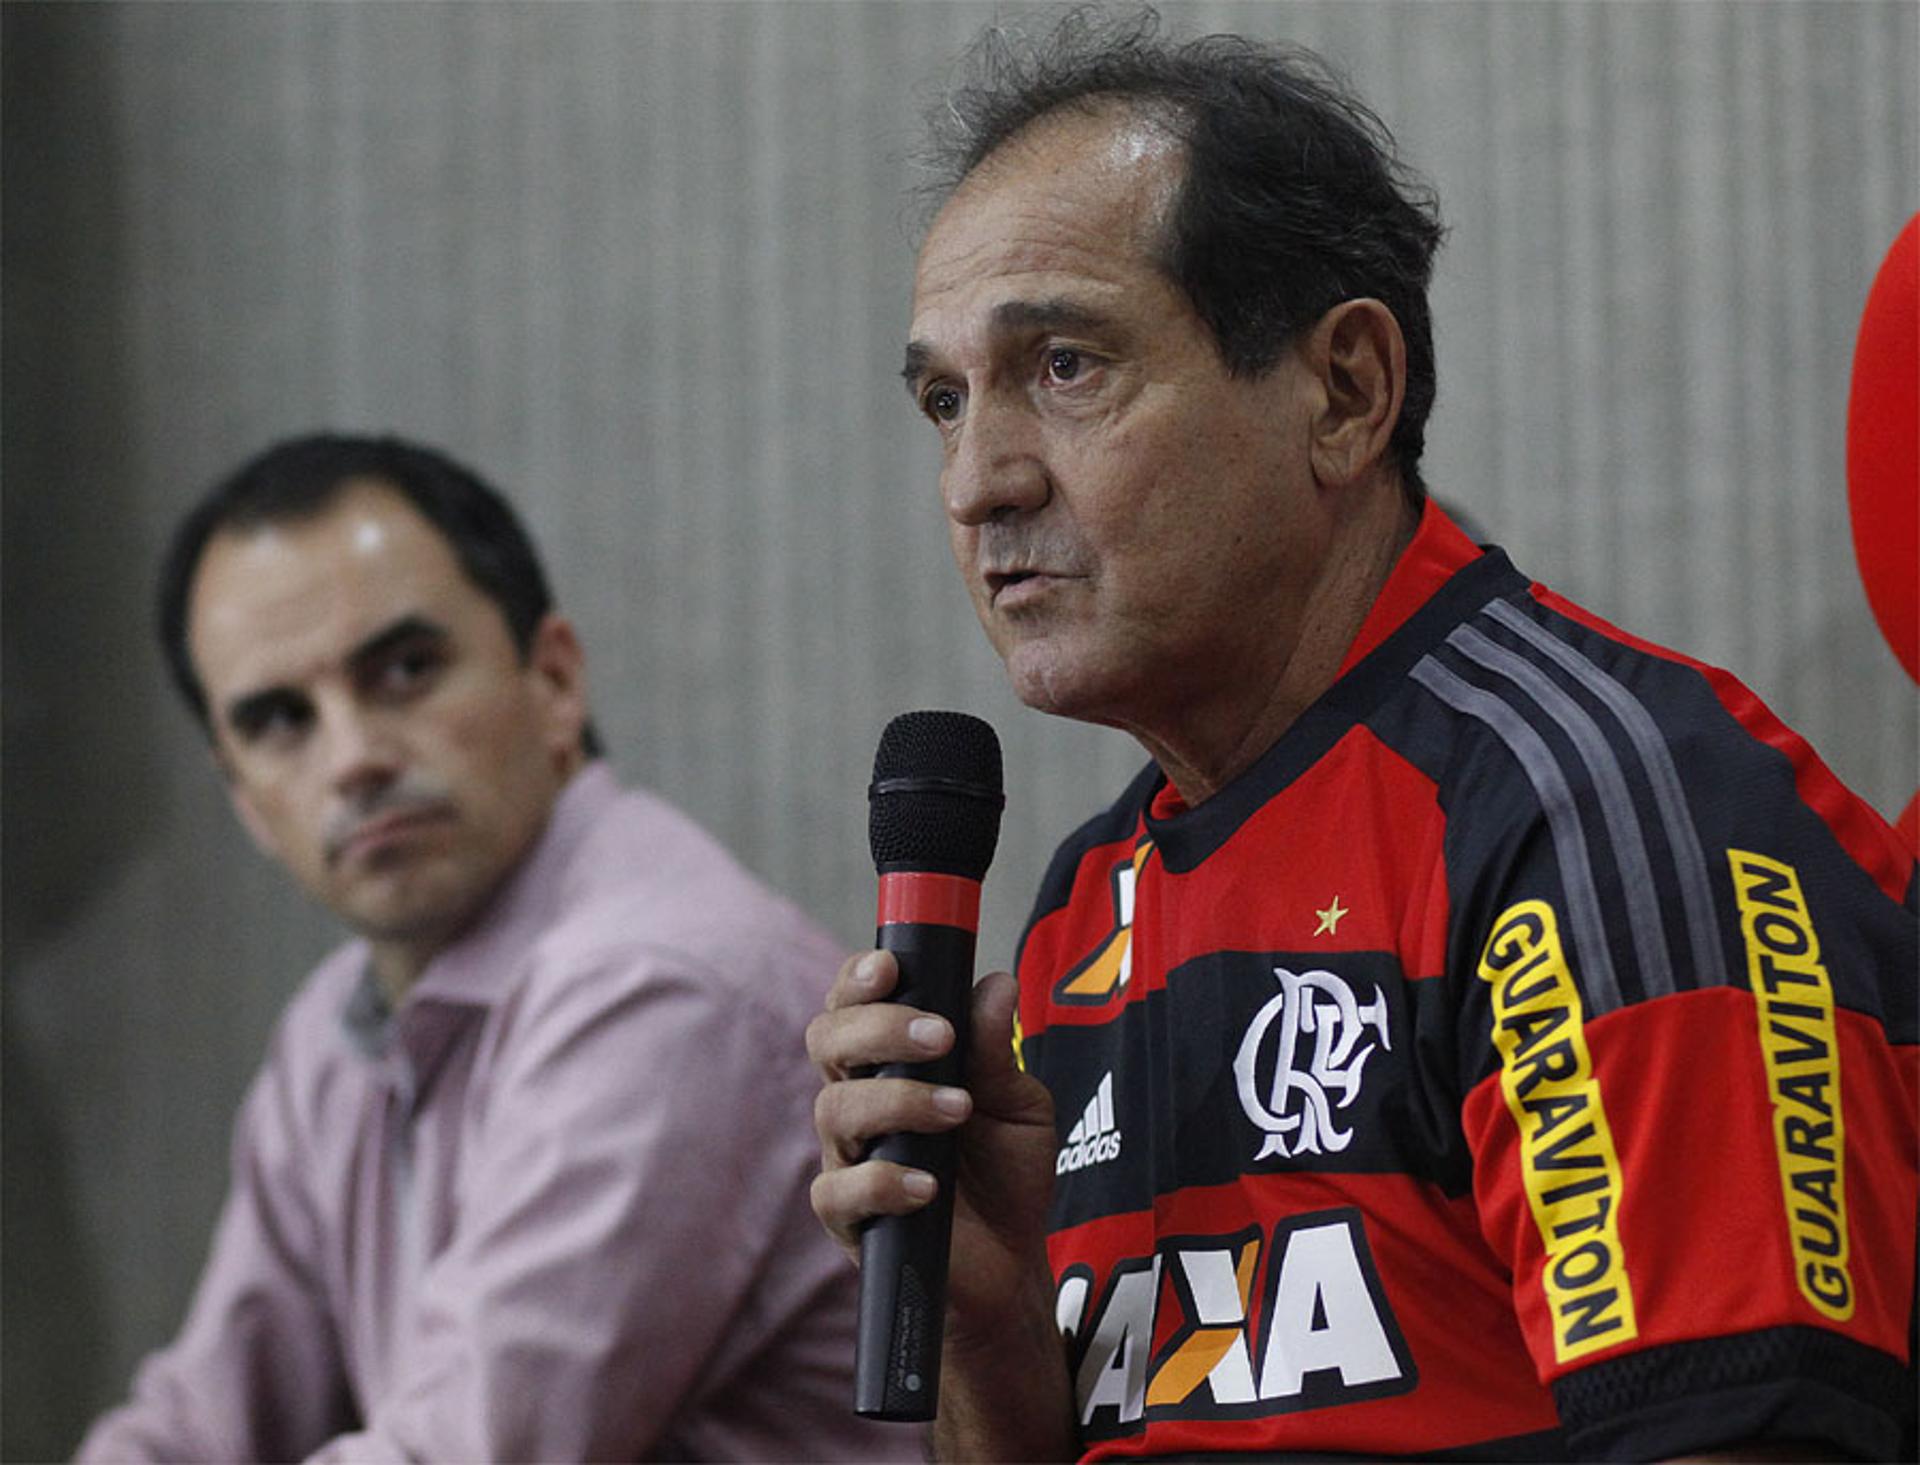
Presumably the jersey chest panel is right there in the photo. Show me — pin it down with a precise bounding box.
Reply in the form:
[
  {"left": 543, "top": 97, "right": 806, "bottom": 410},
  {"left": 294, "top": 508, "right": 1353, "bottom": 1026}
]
[{"left": 1020, "top": 731, "right": 1561, "bottom": 1455}]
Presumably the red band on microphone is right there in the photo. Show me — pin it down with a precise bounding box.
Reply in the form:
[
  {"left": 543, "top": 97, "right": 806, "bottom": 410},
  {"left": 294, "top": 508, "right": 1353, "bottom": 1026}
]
[{"left": 877, "top": 872, "right": 982, "bottom": 932}]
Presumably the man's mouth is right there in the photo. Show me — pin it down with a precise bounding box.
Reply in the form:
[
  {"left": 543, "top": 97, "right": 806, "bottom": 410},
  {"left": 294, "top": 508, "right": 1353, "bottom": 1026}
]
[
  {"left": 329, "top": 803, "right": 455, "bottom": 866},
  {"left": 986, "top": 568, "right": 1072, "bottom": 606}
]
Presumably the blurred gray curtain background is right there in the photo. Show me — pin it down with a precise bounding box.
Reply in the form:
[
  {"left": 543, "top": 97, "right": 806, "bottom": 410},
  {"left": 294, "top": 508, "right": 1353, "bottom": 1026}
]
[{"left": 3, "top": 1, "right": 1914, "bottom": 1456}]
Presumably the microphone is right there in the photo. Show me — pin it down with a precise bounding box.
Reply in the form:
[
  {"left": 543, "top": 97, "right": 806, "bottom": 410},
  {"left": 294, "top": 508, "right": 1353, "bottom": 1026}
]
[{"left": 855, "top": 710, "right": 1005, "bottom": 1421}]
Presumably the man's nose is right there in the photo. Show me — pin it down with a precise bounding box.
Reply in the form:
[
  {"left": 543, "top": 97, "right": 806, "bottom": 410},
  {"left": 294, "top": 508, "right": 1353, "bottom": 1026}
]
[
  {"left": 942, "top": 395, "right": 1051, "bottom": 527},
  {"left": 318, "top": 699, "right": 402, "bottom": 800}
]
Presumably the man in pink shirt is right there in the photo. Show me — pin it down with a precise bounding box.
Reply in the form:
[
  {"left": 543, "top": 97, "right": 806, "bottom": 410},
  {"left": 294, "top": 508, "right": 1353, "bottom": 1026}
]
[{"left": 79, "top": 434, "right": 909, "bottom": 1462}]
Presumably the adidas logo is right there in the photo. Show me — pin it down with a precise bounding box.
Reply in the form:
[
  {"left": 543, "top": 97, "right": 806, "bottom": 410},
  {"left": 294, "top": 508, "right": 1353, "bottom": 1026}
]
[{"left": 1056, "top": 1072, "right": 1122, "bottom": 1174}]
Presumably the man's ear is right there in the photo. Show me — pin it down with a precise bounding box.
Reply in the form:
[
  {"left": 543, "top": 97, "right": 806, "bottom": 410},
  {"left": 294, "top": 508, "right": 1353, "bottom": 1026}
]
[
  {"left": 1304, "top": 298, "right": 1406, "bottom": 489},
  {"left": 525, "top": 613, "right": 590, "bottom": 767}
]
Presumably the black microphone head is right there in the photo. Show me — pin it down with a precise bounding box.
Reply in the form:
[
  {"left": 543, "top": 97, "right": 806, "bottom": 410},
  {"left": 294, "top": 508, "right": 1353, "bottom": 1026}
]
[{"left": 868, "top": 711, "right": 1005, "bottom": 878}]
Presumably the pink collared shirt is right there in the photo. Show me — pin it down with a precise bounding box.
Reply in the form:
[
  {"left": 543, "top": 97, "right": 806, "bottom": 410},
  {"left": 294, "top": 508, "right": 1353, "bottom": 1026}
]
[{"left": 78, "top": 763, "right": 918, "bottom": 1462}]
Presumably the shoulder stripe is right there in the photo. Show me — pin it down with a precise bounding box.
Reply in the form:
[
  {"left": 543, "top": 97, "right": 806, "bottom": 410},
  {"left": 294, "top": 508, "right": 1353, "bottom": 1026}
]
[
  {"left": 1409, "top": 655, "right": 1626, "bottom": 1016},
  {"left": 1446, "top": 622, "right": 1677, "bottom": 1000},
  {"left": 1483, "top": 599, "right": 1727, "bottom": 989}
]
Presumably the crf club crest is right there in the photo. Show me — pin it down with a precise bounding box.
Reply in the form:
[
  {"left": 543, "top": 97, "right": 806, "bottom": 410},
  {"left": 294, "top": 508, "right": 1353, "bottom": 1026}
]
[
  {"left": 1235, "top": 965, "right": 1392, "bottom": 1160},
  {"left": 1160, "top": 950, "right": 1413, "bottom": 1180}
]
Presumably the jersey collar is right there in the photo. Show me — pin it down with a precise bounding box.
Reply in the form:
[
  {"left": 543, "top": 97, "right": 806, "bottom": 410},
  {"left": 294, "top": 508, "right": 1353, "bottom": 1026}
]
[{"left": 1145, "top": 502, "right": 1526, "bottom": 872}]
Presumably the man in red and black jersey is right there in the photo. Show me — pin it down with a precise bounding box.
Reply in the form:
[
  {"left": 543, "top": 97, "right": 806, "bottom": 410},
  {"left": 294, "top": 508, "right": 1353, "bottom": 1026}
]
[{"left": 809, "top": 12, "right": 1917, "bottom": 1461}]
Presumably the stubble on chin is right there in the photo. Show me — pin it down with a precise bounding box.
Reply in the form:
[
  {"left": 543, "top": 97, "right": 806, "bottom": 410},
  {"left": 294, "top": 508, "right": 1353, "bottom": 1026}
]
[{"left": 995, "top": 630, "right": 1092, "bottom": 721}]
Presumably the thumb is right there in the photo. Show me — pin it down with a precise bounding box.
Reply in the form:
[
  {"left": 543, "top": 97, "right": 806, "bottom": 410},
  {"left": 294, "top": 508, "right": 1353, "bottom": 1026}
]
[
  {"left": 969, "top": 970, "right": 1020, "bottom": 1072},
  {"left": 967, "top": 971, "right": 1050, "bottom": 1122}
]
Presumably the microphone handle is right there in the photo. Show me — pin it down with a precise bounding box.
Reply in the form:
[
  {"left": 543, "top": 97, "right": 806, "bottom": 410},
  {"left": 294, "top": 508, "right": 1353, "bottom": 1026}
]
[{"left": 853, "top": 920, "right": 977, "bottom": 1420}]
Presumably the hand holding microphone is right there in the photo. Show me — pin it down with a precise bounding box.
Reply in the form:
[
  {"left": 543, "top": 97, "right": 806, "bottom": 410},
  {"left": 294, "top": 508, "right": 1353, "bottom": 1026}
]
[
  {"left": 806, "top": 712, "right": 1062, "bottom": 1427},
  {"left": 854, "top": 710, "right": 1004, "bottom": 1418}
]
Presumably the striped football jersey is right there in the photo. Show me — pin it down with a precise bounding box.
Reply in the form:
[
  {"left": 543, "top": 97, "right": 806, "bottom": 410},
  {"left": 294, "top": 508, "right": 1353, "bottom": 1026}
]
[{"left": 1015, "top": 504, "right": 1917, "bottom": 1461}]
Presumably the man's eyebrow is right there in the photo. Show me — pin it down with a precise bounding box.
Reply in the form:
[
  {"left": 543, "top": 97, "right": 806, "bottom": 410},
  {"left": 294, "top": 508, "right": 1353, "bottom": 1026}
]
[
  {"left": 219, "top": 615, "right": 452, "bottom": 732},
  {"left": 988, "top": 297, "right": 1115, "bottom": 337},
  {"left": 901, "top": 297, "right": 1120, "bottom": 393},
  {"left": 901, "top": 341, "right": 934, "bottom": 392},
  {"left": 345, "top": 614, "right": 450, "bottom": 677}
]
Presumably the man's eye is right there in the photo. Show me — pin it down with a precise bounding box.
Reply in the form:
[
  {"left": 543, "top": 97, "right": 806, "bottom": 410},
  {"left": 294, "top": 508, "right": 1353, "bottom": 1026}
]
[
  {"left": 1046, "top": 347, "right": 1084, "bottom": 383},
  {"left": 923, "top": 384, "right": 964, "bottom": 423},
  {"left": 234, "top": 699, "right": 312, "bottom": 745},
  {"left": 373, "top": 646, "right": 444, "bottom": 696}
]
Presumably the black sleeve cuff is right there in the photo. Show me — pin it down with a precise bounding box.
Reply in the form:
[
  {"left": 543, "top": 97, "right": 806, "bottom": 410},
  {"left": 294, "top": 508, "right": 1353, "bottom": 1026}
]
[{"left": 1553, "top": 1326, "right": 1912, "bottom": 1462}]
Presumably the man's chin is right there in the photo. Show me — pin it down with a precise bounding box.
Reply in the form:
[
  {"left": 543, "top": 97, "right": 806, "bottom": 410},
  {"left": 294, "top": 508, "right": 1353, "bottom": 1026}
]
[
  {"left": 1001, "top": 645, "right": 1119, "bottom": 724},
  {"left": 332, "top": 874, "right": 478, "bottom": 952}
]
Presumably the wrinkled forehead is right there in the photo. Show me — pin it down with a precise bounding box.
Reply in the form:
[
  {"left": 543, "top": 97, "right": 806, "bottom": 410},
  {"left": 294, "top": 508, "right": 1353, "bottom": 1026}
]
[
  {"left": 911, "top": 106, "right": 1186, "bottom": 319},
  {"left": 936, "top": 101, "right": 1183, "bottom": 238},
  {"left": 931, "top": 92, "right": 1186, "bottom": 214}
]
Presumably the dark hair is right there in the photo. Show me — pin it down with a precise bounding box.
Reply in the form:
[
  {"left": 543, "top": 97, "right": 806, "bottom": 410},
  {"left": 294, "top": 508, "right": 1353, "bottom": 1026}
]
[
  {"left": 922, "top": 8, "right": 1445, "bottom": 500},
  {"left": 158, "top": 432, "right": 602, "bottom": 755}
]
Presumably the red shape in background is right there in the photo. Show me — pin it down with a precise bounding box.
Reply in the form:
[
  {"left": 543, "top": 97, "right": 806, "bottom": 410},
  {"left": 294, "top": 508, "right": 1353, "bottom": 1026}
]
[
  {"left": 1847, "top": 212, "right": 1919, "bottom": 685},
  {"left": 1846, "top": 213, "right": 1919, "bottom": 855}
]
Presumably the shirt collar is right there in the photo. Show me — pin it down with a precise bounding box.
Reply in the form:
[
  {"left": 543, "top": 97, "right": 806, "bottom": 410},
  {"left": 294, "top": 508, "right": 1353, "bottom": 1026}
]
[
  {"left": 1144, "top": 499, "right": 1481, "bottom": 829},
  {"left": 1334, "top": 497, "right": 1485, "bottom": 676},
  {"left": 1143, "top": 503, "right": 1522, "bottom": 870}
]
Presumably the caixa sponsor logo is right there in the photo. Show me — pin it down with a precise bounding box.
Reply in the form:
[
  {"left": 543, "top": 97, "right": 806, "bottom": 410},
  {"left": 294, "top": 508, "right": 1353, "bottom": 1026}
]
[
  {"left": 1055, "top": 1207, "right": 1416, "bottom": 1430},
  {"left": 1058, "top": 1072, "right": 1122, "bottom": 1174}
]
